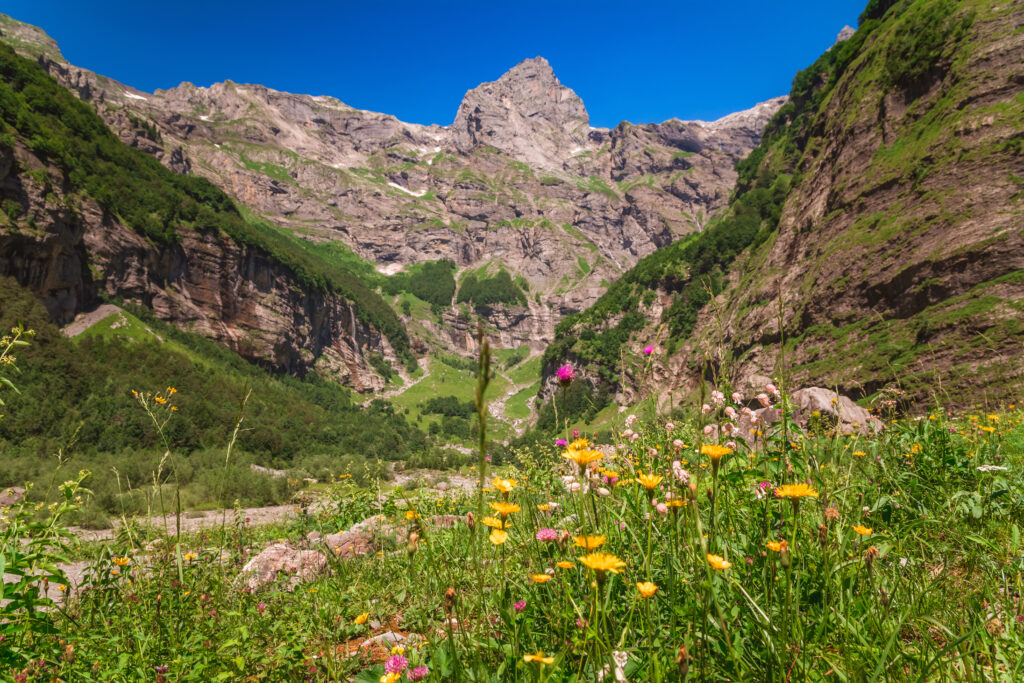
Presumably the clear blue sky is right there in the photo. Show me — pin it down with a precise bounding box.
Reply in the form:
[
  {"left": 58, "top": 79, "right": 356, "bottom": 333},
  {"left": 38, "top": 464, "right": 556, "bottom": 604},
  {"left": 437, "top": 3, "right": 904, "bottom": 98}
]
[{"left": 3, "top": 1, "right": 866, "bottom": 127}]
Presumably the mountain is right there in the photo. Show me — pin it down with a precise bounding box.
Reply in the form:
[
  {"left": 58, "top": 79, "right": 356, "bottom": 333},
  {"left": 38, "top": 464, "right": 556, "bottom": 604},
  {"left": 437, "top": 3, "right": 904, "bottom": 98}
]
[
  {"left": 544, "top": 0, "right": 1024, "bottom": 412},
  {"left": 0, "top": 13, "right": 782, "bottom": 367}
]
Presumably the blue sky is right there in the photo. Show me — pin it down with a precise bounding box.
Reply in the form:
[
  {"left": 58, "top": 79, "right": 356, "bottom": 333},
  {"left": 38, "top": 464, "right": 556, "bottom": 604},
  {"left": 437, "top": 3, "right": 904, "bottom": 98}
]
[{"left": 3, "top": 1, "right": 866, "bottom": 127}]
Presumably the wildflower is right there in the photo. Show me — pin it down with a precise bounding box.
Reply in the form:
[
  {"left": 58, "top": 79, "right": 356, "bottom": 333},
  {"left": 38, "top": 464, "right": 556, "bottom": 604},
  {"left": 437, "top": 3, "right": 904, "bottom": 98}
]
[
  {"left": 988, "top": 414, "right": 999, "bottom": 422},
  {"left": 672, "top": 439, "right": 685, "bottom": 451},
  {"left": 112, "top": 557, "right": 132, "bottom": 566},
  {"left": 731, "top": 391, "right": 743, "bottom": 403},
  {"left": 563, "top": 447, "right": 603, "bottom": 468},
  {"left": 183, "top": 552, "right": 197, "bottom": 561},
  {"left": 556, "top": 561, "right": 575, "bottom": 569},
  {"left": 766, "top": 540, "right": 788, "bottom": 552},
  {"left": 864, "top": 546, "right": 879, "bottom": 571},
  {"left": 514, "top": 600, "right": 526, "bottom": 612},
  {"left": 384, "top": 655, "right": 408, "bottom": 674},
  {"left": 703, "top": 424, "right": 715, "bottom": 436},
  {"left": 707, "top": 554, "right": 731, "bottom": 571},
  {"left": 537, "top": 504, "right": 551, "bottom": 512},
  {"left": 852, "top": 525, "right": 872, "bottom": 536},
  {"left": 636, "top": 581, "right": 658, "bottom": 597},
  {"left": 404, "top": 510, "right": 419, "bottom": 520},
  {"left": 489, "top": 501, "right": 520, "bottom": 518},
  {"left": 407, "top": 666, "right": 430, "bottom": 681},
  {"left": 702, "top": 404, "right": 712, "bottom": 415},
  {"left": 492, "top": 477, "right": 516, "bottom": 495},
  {"left": 665, "top": 422, "right": 674, "bottom": 431},
  {"left": 853, "top": 450, "right": 866, "bottom": 457},
  {"left": 380, "top": 674, "right": 401, "bottom": 683},
  {"left": 555, "top": 365, "right": 576, "bottom": 386},
  {"left": 482, "top": 516, "right": 505, "bottom": 529},
  {"left": 644, "top": 345, "right": 654, "bottom": 355},
  {"left": 700, "top": 444, "right": 733, "bottom": 461},
  {"left": 536, "top": 528, "right": 559, "bottom": 542},
  {"left": 711, "top": 390, "right": 725, "bottom": 405},
  {"left": 57, "top": 584, "right": 67, "bottom": 592},
  {"left": 524, "top": 652, "right": 555, "bottom": 664},
  {"left": 257, "top": 602, "right": 266, "bottom": 614},
  {"left": 757, "top": 393, "right": 771, "bottom": 407},
  {"left": 573, "top": 535, "right": 606, "bottom": 550},
  {"left": 637, "top": 473, "right": 663, "bottom": 491},
  {"left": 531, "top": 574, "right": 552, "bottom": 584},
  {"left": 824, "top": 506, "right": 840, "bottom": 522},
  {"left": 579, "top": 552, "right": 627, "bottom": 582},
  {"left": 775, "top": 483, "right": 819, "bottom": 499},
  {"left": 555, "top": 438, "right": 568, "bottom": 447},
  {"left": 354, "top": 612, "right": 369, "bottom": 624},
  {"left": 489, "top": 529, "right": 508, "bottom": 545}
]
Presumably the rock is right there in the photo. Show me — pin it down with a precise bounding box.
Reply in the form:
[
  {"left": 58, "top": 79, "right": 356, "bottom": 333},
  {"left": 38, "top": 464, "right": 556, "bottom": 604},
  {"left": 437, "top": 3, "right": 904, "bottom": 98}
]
[
  {"left": 306, "top": 531, "right": 322, "bottom": 542},
  {"left": 835, "top": 25, "right": 856, "bottom": 43},
  {"left": 359, "top": 631, "right": 406, "bottom": 649},
  {"left": 319, "top": 530, "right": 375, "bottom": 559},
  {"left": 236, "top": 543, "right": 328, "bottom": 591},
  {"left": 0, "top": 486, "right": 26, "bottom": 507},
  {"left": 790, "top": 388, "right": 883, "bottom": 435}
]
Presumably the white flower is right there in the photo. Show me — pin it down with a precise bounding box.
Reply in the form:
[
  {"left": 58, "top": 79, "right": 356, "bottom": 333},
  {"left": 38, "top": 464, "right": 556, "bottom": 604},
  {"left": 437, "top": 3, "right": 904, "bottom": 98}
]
[
  {"left": 612, "top": 650, "right": 629, "bottom": 682},
  {"left": 724, "top": 406, "right": 738, "bottom": 420},
  {"left": 701, "top": 404, "right": 712, "bottom": 415},
  {"left": 672, "top": 439, "right": 684, "bottom": 451},
  {"left": 731, "top": 392, "right": 743, "bottom": 403},
  {"left": 621, "top": 429, "right": 634, "bottom": 439},
  {"left": 672, "top": 461, "right": 689, "bottom": 485},
  {"left": 624, "top": 414, "right": 638, "bottom": 428},
  {"left": 665, "top": 422, "right": 674, "bottom": 432},
  {"left": 597, "top": 487, "right": 611, "bottom": 497},
  {"left": 757, "top": 393, "right": 771, "bottom": 408},
  {"left": 711, "top": 390, "right": 725, "bottom": 406},
  {"left": 703, "top": 424, "right": 716, "bottom": 436}
]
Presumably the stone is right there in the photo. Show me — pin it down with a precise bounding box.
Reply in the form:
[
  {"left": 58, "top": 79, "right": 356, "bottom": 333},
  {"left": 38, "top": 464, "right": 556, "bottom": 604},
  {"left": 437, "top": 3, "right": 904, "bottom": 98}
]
[
  {"left": 790, "top": 388, "right": 883, "bottom": 435},
  {"left": 236, "top": 543, "right": 328, "bottom": 591},
  {"left": 0, "top": 486, "right": 26, "bottom": 507},
  {"left": 359, "top": 632, "right": 406, "bottom": 649}
]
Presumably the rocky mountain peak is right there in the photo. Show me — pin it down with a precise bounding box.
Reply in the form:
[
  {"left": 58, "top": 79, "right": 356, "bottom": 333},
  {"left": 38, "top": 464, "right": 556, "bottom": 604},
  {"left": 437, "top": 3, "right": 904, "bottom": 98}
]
[
  {"left": 0, "top": 14, "right": 64, "bottom": 63},
  {"left": 453, "top": 56, "right": 592, "bottom": 169}
]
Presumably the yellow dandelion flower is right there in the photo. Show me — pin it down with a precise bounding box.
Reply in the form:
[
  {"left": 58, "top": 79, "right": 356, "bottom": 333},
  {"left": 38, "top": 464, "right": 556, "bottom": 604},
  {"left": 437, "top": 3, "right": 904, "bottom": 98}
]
[
  {"left": 530, "top": 574, "right": 552, "bottom": 584},
  {"left": 404, "top": 510, "right": 419, "bottom": 520},
  {"left": 380, "top": 672, "right": 402, "bottom": 683},
  {"left": 523, "top": 652, "right": 555, "bottom": 664},
  {"left": 556, "top": 561, "right": 574, "bottom": 569},
  {"left": 183, "top": 553, "right": 197, "bottom": 561},
  {"left": 569, "top": 438, "right": 590, "bottom": 450},
  {"left": 563, "top": 447, "right": 603, "bottom": 468},
  {"left": 852, "top": 451, "right": 866, "bottom": 457},
  {"left": 537, "top": 503, "right": 551, "bottom": 512},
  {"left": 489, "top": 529, "right": 509, "bottom": 545},
  {"left": 636, "top": 473, "right": 663, "bottom": 490},
  {"left": 354, "top": 612, "right": 369, "bottom": 625},
  {"left": 775, "top": 483, "right": 819, "bottom": 499},
  {"left": 579, "top": 552, "right": 627, "bottom": 575},
  {"left": 492, "top": 477, "right": 516, "bottom": 494},
  {"left": 700, "top": 444, "right": 733, "bottom": 461},
  {"left": 489, "top": 501, "right": 521, "bottom": 518},
  {"left": 636, "top": 581, "right": 659, "bottom": 597},
  {"left": 707, "top": 554, "right": 731, "bottom": 571},
  {"left": 573, "top": 535, "right": 606, "bottom": 550},
  {"left": 481, "top": 516, "right": 505, "bottom": 529},
  {"left": 852, "top": 525, "right": 872, "bottom": 536},
  {"left": 766, "top": 540, "right": 788, "bottom": 552},
  {"left": 112, "top": 557, "right": 132, "bottom": 566}
]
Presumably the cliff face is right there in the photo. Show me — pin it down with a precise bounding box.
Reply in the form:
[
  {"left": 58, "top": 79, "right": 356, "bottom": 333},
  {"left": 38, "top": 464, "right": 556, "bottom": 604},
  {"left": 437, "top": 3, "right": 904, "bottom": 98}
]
[
  {"left": 0, "top": 142, "right": 391, "bottom": 391},
  {"left": 0, "top": 15, "right": 781, "bottom": 353},
  {"left": 549, "top": 0, "right": 1024, "bottom": 409}
]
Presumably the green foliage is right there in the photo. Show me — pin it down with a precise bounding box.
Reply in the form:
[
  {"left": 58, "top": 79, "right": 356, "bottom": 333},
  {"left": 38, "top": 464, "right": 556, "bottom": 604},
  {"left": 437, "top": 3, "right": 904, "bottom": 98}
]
[
  {"left": 0, "top": 44, "right": 410, "bottom": 358},
  {"left": 366, "top": 351, "right": 394, "bottom": 381},
  {"left": 422, "top": 395, "right": 475, "bottom": 419},
  {"left": 457, "top": 269, "right": 526, "bottom": 307},
  {"left": 382, "top": 260, "right": 456, "bottom": 307},
  {"left": 0, "top": 280, "right": 431, "bottom": 516},
  {"left": 882, "top": 0, "right": 975, "bottom": 95}
]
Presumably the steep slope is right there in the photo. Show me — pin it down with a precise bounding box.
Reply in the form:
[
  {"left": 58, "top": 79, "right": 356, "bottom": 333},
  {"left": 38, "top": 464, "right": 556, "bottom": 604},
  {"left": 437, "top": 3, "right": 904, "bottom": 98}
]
[
  {"left": 0, "top": 15, "right": 782, "bottom": 353},
  {"left": 0, "top": 43, "right": 407, "bottom": 391},
  {"left": 546, "top": 0, "right": 1024, "bottom": 410}
]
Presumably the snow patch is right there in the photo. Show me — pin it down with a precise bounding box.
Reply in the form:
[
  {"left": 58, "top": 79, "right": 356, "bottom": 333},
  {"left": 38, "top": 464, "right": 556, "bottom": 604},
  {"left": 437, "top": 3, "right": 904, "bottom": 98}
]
[
  {"left": 387, "top": 182, "right": 427, "bottom": 198},
  {"left": 200, "top": 115, "right": 210, "bottom": 121},
  {"left": 124, "top": 91, "right": 147, "bottom": 101},
  {"left": 375, "top": 263, "right": 406, "bottom": 276},
  {"left": 570, "top": 147, "right": 586, "bottom": 156}
]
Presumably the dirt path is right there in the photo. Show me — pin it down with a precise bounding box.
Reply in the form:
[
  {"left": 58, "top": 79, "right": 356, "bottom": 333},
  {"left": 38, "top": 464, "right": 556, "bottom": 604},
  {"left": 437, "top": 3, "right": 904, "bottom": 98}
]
[{"left": 66, "top": 503, "right": 305, "bottom": 541}]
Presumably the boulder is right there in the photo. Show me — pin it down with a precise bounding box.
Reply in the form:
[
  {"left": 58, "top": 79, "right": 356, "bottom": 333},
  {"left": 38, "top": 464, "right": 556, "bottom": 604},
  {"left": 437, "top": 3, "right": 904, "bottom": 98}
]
[
  {"left": 0, "top": 486, "right": 26, "bottom": 507},
  {"left": 237, "top": 543, "right": 327, "bottom": 591},
  {"left": 790, "top": 388, "right": 883, "bottom": 435}
]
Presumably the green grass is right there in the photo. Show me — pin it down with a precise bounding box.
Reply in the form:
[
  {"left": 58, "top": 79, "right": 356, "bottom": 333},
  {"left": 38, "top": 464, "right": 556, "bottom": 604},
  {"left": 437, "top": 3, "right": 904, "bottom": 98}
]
[{"left": 505, "top": 381, "right": 539, "bottom": 421}]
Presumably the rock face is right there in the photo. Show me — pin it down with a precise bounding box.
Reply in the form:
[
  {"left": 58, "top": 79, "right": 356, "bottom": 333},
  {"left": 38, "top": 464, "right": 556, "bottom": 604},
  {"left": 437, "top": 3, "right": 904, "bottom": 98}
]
[
  {"left": 0, "top": 141, "right": 392, "bottom": 390},
  {"left": 237, "top": 543, "right": 328, "bottom": 591},
  {"left": 0, "top": 14, "right": 782, "bottom": 366},
  {"left": 453, "top": 57, "right": 590, "bottom": 169}
]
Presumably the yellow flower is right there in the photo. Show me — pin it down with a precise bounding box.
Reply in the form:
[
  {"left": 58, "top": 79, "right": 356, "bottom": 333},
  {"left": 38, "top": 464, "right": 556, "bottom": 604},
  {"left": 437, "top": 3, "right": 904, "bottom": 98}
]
[
  {"left": 556, "top": 561, "right": 575, "bottom": 569},
  {"left": 852, "top": 451, "right": 866, "bottom": 457},
  {"left": 636, "top": 581, "right": 659, "bottom": 598},
  {"left": 569, "top": 438, "right": 591, "bottom": 450},
  {"left": 700, "top": 444, "right": 733, "bottom": 461},
  {"left": 183, "top": 553, "right": 197, "bottom": 561},
  {"left": 537, "top": 504, "right": 551, "bottom": 512},
  {"left": 766, "top": 540, "right": 788, "bottom": 552},
  {"left": 155, "top": 396, "right": 167, "bottom": 405},
  {"left": 380, "top": 673, "right": 402, "bottom": 683},
  {"left": 492, "top": 477, "right": 517, "bottom": 494},
  {"left": 573, "top": 535, "right": 606, "bottom": 550},
  {"left": 563, "top": 447, "right": 603, "bottom": 468},
  {"left": 112, "top": 557, "right": 132, "bottom": 566},
  {"left": 579, "top": 552, "right": 627, "bottom": 575},
  {"left": 481, "top": 516, "right": 505, "bottom": 529},
  {"left": 354, "top": 612, "right": 369, "bottom": 625},
  {"left": 57, "top": 584, "right": 67, "bottom": 592},
  {"left": 987, "top": 414, "right": 999, "bottom": 422},
  {"left": 531, "top": 574, "right": 552, "bottom": 584},
  {"left": 489, "top": 529, "right": 509, "bottom": 545},
  {"left": 489, "top": 501, "right": 521, "bottom": 518},
  {"left": 404, "top": 510, "right": 419, "bottom": 520},
  {"left": 852, "top": 525, "right": 872, "bottom": 536},
  {"left": 523, "top": 652, "right": 555, "bottom": 664},
  {"left": 775, "top": 483, "right": 819, "bottom": 499},
  {"left": 390, "top": 646, "right": 405, "bottom": 655},
  {"left": 707, "top": 554, "right": 731, "bottom": 571},
  {"left": 980, "top": 426, "right": 995, "bottom": 433},
  {"left": 636, "top": 473, "right": 663, "bottom": 490},
  {"left": 664, "top": 499, "right": 684, "bottom": 508}
]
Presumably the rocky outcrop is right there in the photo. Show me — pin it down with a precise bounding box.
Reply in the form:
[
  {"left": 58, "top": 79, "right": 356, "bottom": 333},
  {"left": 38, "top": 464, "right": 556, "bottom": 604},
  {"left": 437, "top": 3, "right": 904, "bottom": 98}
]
[{"left": 237, "top": 543, "right": 328, "bottom": 591}]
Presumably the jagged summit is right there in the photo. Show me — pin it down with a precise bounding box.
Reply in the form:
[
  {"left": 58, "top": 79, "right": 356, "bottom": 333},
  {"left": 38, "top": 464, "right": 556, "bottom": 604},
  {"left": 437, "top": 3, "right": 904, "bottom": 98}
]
[
  {"left": 453, "top": 56, "right": 592, "bottom": 169},
  {"left": 0, "top": 13, "right": 64, "bottom": 63}
]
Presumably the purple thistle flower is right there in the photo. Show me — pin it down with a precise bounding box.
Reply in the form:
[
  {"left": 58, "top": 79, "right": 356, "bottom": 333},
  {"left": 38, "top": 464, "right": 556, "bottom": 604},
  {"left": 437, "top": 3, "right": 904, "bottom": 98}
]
[
  {"left": 555, "top": 364, "right": 575, "bottom": 386},
  {"left": 643, "top": 345, "right": 654, "bottom": 355},
  {"left": 555, "top": 439, "right": 568, "bottom": 447}
]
